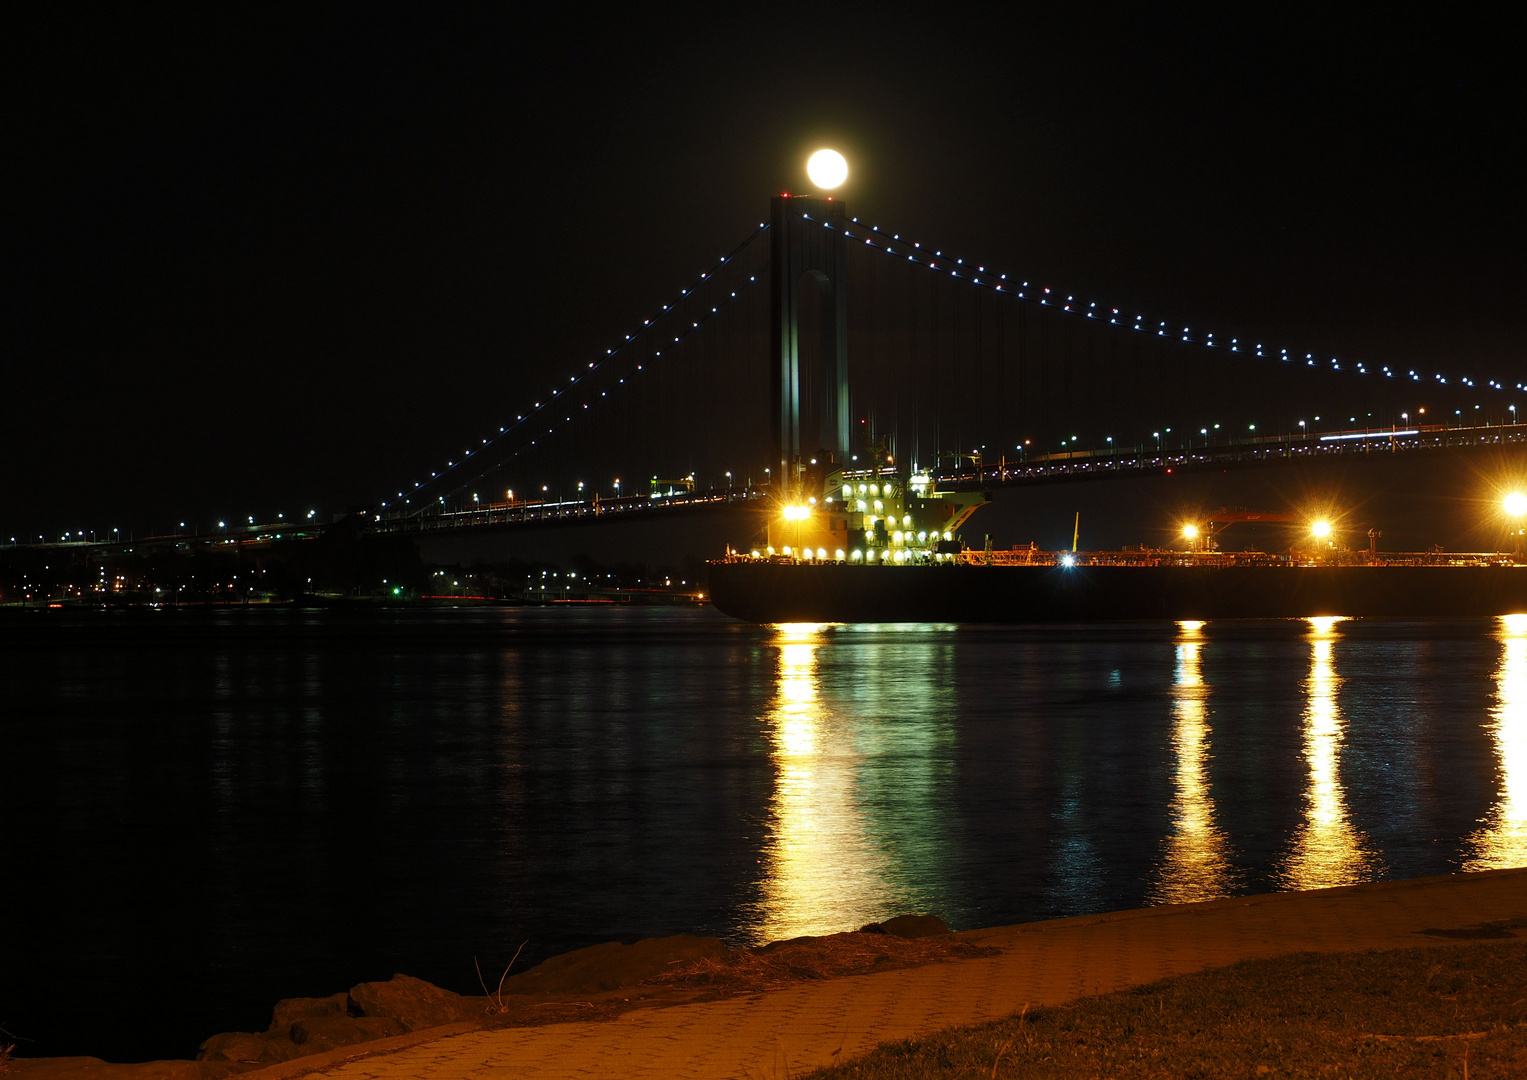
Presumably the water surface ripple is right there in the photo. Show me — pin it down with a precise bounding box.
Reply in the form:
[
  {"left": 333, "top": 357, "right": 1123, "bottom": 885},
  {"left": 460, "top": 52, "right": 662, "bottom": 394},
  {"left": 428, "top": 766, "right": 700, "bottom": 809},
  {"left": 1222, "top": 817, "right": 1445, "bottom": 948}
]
[{"left": 3, "top": 608, "right": 1524, "bottom": 1060}]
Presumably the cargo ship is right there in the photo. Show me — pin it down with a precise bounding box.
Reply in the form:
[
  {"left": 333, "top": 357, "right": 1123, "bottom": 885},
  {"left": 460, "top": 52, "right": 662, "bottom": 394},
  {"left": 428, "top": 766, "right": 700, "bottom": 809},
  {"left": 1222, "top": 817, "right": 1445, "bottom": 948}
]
[{"left": 706, "top": 460, "right": 1527, "bottom": 623}]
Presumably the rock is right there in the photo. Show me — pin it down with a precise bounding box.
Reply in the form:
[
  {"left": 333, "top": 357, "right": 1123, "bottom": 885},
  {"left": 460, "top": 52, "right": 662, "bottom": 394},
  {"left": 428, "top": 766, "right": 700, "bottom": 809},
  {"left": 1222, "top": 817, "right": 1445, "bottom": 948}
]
[
  {"left": 755, "top": 934, "right": 820, "bottom": 954},
  {"left": 268, "top": 991, "right": 355, "bottom": 1030},
  {"left": 261, "top": 988, "right": 407, "bottom": 1052},
  {"left": 502, "top": 934, "right": 727, "bottom": 996},
  {"left": 195, "top": 1031, "right": 304, "bottom": 1065},
  {"left": 347, "top": 973, "right": 482, "bottom": 1030},
  {"left": 860, "top": 914, "right": 950, "bottom": 939},
  {"left": 285, "top": 1015, "right": 407, "bottom": 1052},
  {"left": 7, "top": 1059, "right": 246, "bottom": 1079},
  {"left": 198, "top": 975, "right": 473, "bottom": 1069}
]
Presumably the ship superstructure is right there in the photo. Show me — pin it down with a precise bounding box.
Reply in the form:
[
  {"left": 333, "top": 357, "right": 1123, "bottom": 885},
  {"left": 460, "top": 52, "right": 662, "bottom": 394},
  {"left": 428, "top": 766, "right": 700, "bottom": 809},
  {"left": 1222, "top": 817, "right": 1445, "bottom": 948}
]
[{"left": 756, "top": 457, "right": 987, "bottom": 565}]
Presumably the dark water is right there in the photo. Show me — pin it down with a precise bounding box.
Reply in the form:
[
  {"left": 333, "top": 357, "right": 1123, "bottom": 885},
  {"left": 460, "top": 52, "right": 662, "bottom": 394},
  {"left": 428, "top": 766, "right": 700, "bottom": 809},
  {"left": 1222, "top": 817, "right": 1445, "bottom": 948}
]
[{"left": 3, "top": 607, "right": 1524, "bottom": 1061}]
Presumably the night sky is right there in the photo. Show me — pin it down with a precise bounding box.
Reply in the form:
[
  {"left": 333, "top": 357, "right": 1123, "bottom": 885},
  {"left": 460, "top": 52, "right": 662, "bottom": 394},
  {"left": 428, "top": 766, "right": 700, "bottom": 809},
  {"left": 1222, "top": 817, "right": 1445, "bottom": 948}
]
[{"left": 6, "top": 8, "right": 1521, "bottom": 539}]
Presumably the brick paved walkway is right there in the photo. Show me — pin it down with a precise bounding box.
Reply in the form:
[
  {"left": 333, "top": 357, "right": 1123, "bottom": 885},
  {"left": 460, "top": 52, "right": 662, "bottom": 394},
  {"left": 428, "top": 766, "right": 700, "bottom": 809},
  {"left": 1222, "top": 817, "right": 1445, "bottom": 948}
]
[{"left": 254, "top": 867, "right": 1527, "bottom": 1080}]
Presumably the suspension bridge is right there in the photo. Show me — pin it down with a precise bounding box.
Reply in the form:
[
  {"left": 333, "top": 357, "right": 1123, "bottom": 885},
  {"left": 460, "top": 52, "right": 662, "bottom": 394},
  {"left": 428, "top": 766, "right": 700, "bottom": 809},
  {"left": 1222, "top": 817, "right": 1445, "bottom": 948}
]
[
  {"left": 362, "top": 183, "right": 1525, "bottom": 566},
  {"left": 14, "top": 174, "right": 1524, "bottom": 585}
]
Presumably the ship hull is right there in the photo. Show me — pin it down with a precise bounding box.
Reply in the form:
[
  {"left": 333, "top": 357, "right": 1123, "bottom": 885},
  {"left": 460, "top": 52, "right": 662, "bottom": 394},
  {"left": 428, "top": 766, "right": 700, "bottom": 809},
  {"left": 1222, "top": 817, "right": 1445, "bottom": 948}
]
[{"left": 707, "top": 562, "right": 1527, "bottom": 623}]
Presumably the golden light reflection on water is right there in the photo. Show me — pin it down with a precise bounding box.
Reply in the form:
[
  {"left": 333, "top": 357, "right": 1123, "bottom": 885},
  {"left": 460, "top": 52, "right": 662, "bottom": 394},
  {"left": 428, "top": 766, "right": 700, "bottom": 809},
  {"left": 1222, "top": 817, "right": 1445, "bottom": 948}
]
[
  {"left": 1464, "top": 614, "right": 1527, "bottom": 870},
  {"left": 1278, "top": 616, "right": 1380, "bottom": 890},
  {"left": 1150, "top": 620, "right": 1237, "bottom": 903},
  {"left": 751, "top": 623, "right": 893, "bottom": 943}
]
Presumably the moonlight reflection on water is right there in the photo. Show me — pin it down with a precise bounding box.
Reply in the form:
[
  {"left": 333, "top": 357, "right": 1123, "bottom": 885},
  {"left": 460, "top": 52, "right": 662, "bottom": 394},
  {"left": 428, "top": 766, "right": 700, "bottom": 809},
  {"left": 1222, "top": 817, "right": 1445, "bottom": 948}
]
[{"left": 5, "top": 608, "right": 1527, "bottom": 1061}]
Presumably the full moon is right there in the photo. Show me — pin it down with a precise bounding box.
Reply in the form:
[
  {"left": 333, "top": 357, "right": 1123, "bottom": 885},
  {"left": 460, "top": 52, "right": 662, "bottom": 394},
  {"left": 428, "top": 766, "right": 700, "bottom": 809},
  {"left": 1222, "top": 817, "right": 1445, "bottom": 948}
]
[{"left": 806, "top": 148, "right": 848, "bottom": 190}]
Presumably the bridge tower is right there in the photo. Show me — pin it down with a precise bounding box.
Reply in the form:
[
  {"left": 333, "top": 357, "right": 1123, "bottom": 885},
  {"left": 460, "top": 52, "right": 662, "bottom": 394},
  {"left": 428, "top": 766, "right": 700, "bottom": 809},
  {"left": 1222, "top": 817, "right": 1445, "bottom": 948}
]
[{"left": 770, "top": 194, "right": 850, "bottom": 496}]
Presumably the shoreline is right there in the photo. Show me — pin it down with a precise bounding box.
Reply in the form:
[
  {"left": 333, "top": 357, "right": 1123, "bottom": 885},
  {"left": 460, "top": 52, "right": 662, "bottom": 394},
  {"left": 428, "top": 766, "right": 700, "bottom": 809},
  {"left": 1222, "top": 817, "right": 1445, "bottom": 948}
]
[{"left": 12, "top": 867, "right": 1527, "bottom": 1079}]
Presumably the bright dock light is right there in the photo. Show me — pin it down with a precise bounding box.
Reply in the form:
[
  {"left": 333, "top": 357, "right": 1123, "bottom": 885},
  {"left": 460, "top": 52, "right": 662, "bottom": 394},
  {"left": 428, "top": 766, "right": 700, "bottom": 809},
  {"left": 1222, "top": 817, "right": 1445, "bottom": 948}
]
[{"left": 806, "top": 149, "right": 848, "bottom": 190}]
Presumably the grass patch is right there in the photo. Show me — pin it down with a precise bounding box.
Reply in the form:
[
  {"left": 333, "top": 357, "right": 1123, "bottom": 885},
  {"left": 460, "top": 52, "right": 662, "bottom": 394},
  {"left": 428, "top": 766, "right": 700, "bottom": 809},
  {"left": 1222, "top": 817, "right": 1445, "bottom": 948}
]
[{"left": 809, "top": 940, "right": 1527, "bottom": 1079}]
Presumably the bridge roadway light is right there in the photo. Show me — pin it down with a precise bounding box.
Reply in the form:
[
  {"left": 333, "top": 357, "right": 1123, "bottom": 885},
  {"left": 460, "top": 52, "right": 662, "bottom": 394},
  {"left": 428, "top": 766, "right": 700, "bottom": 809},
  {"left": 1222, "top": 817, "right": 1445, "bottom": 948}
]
[{"left": 806, "top": 149, "right": 848, "bottom": 190}]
